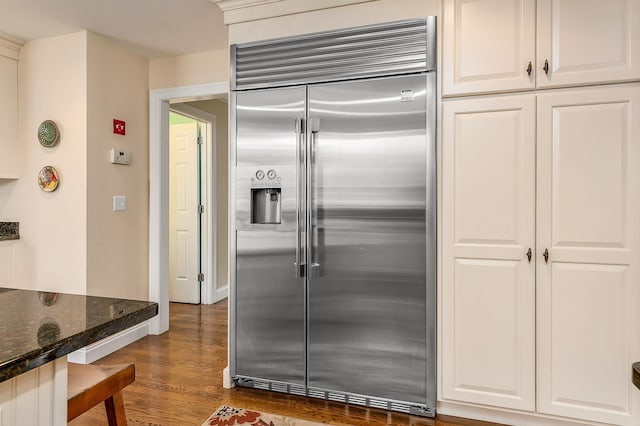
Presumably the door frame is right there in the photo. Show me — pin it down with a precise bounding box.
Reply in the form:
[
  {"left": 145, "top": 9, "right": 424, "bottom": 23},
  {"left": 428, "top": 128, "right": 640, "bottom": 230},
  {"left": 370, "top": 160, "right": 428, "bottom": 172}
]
[
  {"left": 149, "top": 82, "right": 228, "bottom": 334},
  {"left": 169, "top": 103, "right": 217, "bottom": 305}
]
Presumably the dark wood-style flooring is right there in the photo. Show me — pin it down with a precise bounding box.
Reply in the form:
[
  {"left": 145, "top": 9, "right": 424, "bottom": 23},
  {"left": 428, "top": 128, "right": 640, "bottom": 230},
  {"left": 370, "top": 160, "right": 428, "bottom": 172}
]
[{"left": 70, "top": 301, "right": 502, "bottom": 426}]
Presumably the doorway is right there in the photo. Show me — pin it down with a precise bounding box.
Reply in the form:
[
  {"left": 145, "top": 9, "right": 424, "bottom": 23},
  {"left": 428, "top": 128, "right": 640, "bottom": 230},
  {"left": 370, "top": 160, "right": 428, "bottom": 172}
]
[
  {"left": 168, "top": 109, "right": 210, "bottom": 304},
  {"left": 149, "top": 82, "right": 229, "bottom": 334}
]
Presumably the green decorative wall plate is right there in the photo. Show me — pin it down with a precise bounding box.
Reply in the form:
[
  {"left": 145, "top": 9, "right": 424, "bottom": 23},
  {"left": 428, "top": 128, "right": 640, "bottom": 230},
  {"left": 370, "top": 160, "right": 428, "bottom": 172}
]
[{"left": 38, "top": 120, "right": 60, "bottom": 147}]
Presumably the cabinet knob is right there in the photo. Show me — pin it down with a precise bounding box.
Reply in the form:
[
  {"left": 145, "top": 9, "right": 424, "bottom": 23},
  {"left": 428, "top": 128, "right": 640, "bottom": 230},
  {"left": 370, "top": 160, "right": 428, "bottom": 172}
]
[
  {"left": 543, "top": 248, "right": 549, "bottom": 263},
  {"left": 526, "top": 61, "right": 532, "bottom": 77},
  {"left": 526, "top": 248, "right": 532, "bottom": 262},
  {"left": 543, "top": 59, "right": 550, "bottom": 75}
]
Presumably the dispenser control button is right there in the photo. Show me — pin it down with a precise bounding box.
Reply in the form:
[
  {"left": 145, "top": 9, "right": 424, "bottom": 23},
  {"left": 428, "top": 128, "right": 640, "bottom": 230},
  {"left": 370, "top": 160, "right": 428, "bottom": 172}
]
[
  {"left": 256, "top": 170, "right": 265, "bottom": 180},
  {"left": 267, "top": 170, "right": 277, "bottom": 180}
]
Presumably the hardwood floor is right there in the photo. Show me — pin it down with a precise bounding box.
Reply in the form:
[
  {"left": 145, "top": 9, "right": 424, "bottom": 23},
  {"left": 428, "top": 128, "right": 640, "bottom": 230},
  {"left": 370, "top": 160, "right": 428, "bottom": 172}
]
[{"left": 70, "top": 301, "right": 502, "bottom": 426}]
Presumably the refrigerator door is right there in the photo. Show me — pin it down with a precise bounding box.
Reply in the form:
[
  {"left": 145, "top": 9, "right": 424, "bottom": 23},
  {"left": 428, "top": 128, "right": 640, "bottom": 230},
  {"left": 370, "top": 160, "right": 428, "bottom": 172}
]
[
  {"left": 235, "top": 86, "right": 306, "bottom": 384},
  {"left": 307, "top": 75, "right": 429, "bottom": 403}
]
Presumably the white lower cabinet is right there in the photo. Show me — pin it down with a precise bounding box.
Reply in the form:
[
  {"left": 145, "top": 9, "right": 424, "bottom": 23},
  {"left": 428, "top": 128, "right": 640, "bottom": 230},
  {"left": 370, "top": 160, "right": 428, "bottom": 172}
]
[
  {"left": 442, "top": 94, "right": 536, "bottom": 411},
  {"left": 441, "top": 84, "right": 640, "bottom": 425}
]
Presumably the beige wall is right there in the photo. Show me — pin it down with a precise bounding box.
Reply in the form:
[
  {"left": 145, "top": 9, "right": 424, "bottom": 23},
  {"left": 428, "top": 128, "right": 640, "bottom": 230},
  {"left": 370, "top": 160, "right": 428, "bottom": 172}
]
[
  {"left": 149, "top": 49, "right": 229, "bottom": 90},
  {"left": 186, "top": 99, "right": 229, "bottom": 291},
  {"left": 86, "top": 32, "right": 150, "bottom": 300},
  {"left": 0, "top": 32, "right": 88, "bottom": 294},
  {"left": 227, "top": 0, "right": 438, "bottom": 44}
]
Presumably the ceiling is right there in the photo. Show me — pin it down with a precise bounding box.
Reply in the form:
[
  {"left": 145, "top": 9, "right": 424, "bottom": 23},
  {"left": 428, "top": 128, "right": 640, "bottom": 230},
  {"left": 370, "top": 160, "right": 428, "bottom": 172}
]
[{"left": 0, "top": 0, "right": 228, "bottom": 58}]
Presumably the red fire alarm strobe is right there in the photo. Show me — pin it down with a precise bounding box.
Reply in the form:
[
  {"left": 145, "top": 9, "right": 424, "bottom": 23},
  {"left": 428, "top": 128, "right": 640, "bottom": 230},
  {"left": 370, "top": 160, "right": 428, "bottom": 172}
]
[{"left": 113, "top": 119, "right": 126, "bottom": 136}]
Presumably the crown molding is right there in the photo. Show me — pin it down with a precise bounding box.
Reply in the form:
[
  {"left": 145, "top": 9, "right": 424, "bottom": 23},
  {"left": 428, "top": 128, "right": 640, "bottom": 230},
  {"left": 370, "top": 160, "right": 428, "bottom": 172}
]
[
  {"left": 211, "top": 0, "right": 376, "bottom": 24},
  {"left": 211, "top": 0, "right": 282, "bottom": 12},
  {"left": 0, "top": 34, "right": 23, "bottom": 60}
]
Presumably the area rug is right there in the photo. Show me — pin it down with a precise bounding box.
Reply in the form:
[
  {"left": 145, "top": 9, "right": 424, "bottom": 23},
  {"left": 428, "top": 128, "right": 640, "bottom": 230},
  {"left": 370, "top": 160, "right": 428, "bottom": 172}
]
[{"left": 202, "top": 405, "right": 328, "bottom": 426}]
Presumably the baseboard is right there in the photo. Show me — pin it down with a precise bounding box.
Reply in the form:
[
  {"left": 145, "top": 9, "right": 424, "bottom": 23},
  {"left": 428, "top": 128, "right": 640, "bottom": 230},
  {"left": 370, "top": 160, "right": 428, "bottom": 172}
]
[
  {"left": 214, "top": 285, "right": 228, "bottom": 303},
  {"left": 67, "top": 321, "right": 150, "bottom": 364},
  {"left": 223, "top": 366, "right": 234, "bottom": 389},
  {"left": 437, "top": 400, "right": 610, "bottom": 426}
]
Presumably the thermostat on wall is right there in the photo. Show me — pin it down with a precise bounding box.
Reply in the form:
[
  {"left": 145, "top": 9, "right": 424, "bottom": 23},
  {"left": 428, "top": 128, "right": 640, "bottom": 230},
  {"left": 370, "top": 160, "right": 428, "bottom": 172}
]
[{"left": 110, "top": 149, "right": 131, "bottom": 165}]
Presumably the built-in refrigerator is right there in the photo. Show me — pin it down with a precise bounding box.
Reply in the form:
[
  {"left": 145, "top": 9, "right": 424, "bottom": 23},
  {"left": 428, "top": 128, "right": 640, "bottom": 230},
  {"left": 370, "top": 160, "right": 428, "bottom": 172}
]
[{"left": 230, "top": 17, "right": 436, "bottom": 416}]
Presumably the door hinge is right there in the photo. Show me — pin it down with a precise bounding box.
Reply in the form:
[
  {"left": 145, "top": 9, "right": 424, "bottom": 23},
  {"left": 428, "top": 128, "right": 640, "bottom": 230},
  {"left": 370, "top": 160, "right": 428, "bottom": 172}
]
[
  {"left": 198, "top": 273, "right": 204, "bottom": 282},
  {"left": 197, "top": 136, "right": 203, "bottom": 145},
  {"left": 198, "top": 205, "right": 204, "bottom": 214}
]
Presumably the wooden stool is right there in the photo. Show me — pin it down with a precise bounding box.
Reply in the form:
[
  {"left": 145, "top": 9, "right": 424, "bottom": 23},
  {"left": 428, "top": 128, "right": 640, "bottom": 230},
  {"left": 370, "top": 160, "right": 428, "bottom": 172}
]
[{"left": 67, "top": 362, "right": 135, "bottom": 425}]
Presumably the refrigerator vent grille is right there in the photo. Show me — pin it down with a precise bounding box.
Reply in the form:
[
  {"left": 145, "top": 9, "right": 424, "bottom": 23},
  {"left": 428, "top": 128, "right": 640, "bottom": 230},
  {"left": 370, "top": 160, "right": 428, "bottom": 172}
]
[
  {"left": 391, "top": 403, "right": 411, "bottom": 414},
  {"left": 271, "top": 382, "right": 288, "bottom": 393},
  {"left": 253, "top": 379, "right": 270, "bottom": 390},
  {"left": 231, "top": 17, "right": 434, "bottom": 90},
  {"left": 368, "top": 399, "right": 389, "bottom": 410},
  {"left": 327, "top": 392, "right": 346, "bottom": 403},
  {"left": 348, "top": 396, "right": 367, "bottom": 406},
  {"left": 233, "top": 376, "right": 430, "bottom": 417}
]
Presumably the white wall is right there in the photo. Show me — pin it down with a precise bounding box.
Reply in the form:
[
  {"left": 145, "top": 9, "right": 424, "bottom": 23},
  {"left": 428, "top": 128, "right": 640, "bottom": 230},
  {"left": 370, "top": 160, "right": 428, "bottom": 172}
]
[
  {"left": 0, "top": 32, "right": 88, "bottom": 294},
  {"left": 149, "top": 49, "right": 229, "bottom": 90},
  {"left": 86, "top": 32, "right": 150, "bottom": 300}
]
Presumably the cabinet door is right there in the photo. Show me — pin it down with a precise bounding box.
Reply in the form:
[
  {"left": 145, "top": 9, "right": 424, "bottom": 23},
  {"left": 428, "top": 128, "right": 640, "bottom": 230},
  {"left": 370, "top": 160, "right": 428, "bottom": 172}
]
[
  {"left": 537, "top": 0, "right": 640, "bottom": 88},
  {"left": 442, "top": 0, "right": 536, "bottom": 96},
  {"left": 537, "top": 85, "right": 640, "bottom": 425},
  {"left": 0, "top": 56, "right": 18, "bottom": 178},
  {"left": 442, "top": 95, "right": 536, "bottom": 410}
]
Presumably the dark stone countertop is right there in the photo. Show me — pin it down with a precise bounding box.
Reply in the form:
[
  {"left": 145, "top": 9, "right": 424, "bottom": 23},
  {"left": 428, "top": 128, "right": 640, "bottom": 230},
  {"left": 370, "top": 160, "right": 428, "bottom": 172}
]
[
  {"left": 633, "top": 362, "right": 640, "bottom": 391},
  {"left": 0, "top": 222, "right": 19, "bottom": 241},
  {"left": 0, "top": 288, "right": 157, "bottom": 382}
]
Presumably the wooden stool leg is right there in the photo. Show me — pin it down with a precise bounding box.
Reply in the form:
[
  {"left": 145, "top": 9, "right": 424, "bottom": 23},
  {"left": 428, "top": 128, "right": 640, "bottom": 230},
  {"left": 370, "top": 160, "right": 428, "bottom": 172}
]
[{"left": 105, "top": 391, "right": 128, "bottom": 426}]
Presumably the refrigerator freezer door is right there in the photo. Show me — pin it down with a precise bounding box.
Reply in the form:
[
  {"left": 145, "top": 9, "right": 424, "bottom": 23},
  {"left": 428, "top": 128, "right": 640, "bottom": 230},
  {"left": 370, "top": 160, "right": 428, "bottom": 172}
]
[
  {"left": 307, "top": 75, "right": 429, "bottom": 403},
  {"left": 235, "top": 87, "right": 306, "bottom": 384}
]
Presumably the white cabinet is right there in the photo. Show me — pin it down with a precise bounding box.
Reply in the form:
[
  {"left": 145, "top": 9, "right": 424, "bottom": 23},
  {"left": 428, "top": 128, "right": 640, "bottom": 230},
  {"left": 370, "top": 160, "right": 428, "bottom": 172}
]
[
  {"left": 0, "top": 53, "right": 19, "bottom": 179},
  {"left": 537, "top": 0, "right": 640, "bottom": 89},
  {"left": 442, "top": 0, "right": 640, "bottom": 96},
  {"left": 442, "top": 0, "right": 536, "bottom": 96},
  {"left": 441, "top": 95, "right": 536, "bottom": 410},
  {"left": 0, "top": 240, "right": 16, "bottom": 287},
  {"left": 441, "top": 84, "right": 640, "bottom": 425},
  {"left": 536, "top": 85, "right": 640, "bottom": 425}
]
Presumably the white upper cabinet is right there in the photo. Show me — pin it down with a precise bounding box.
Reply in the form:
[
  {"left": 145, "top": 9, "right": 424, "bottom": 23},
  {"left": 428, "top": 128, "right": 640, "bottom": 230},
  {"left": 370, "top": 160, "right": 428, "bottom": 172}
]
[
  {"left": 537, "top": 0, "right": 640, "bottom": 88},
  {"left": 0, "top": 46, "right": 19, "bottom": 179},
  {"left": 442, "top": 0, "right": 536, "bottom": 96},
  {"left": 443, "top": 0, "right": 640, "bottom": 96}
]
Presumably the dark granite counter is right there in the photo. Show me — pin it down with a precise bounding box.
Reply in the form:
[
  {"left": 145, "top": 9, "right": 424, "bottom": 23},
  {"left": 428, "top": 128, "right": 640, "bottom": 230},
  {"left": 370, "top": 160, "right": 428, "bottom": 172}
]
[
  {"left": 634, "top": 362, "right": 640, "bottom": 391},
  {"left": 0, "top": 288, "right": 157, "bottom": 382},
  {"left": 0, "top": 222, "right": 19, "bottom": 241}
]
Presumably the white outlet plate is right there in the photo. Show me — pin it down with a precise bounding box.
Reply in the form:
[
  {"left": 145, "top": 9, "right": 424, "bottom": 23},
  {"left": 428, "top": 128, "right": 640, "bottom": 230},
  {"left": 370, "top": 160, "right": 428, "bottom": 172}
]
[
  {"left": 110, "top": 148, "right": 130, "bottom": 165},
  {"left": 113, "top": 196, "right": 127, "bottom": 211}
]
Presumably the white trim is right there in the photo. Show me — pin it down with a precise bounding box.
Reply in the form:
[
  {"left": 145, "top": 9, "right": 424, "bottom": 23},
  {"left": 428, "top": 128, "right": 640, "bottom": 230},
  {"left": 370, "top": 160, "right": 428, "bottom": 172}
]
[
  {"left": 222, "top": 366, "right": 234, "bottom": 389},
  {"left": 214, "top": 285, "right": 229, "bottom": 303},
  {"left": 170, "top": 103, "right": 218, "bottom": 305},
  {"left": 0, "top": 35, "right": 22, "bottom": 60},
  {"left": 149, "top": 82, "right": 228, "bottom": 334},
  {"left": 437, "top": 401, "right": 612, "bottom": 426},
  {"left": 212, "top": 0, "right": 376, "bottom": 25},
  {"left": 67, "top": 321, "right": 150, "bottom": 364}
]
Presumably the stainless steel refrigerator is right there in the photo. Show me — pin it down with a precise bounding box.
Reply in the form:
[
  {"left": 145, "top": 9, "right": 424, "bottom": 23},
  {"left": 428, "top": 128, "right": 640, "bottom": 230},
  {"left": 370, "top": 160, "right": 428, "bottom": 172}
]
[{"left": 230, "top": 17, "right": 436, "bottom": 416}]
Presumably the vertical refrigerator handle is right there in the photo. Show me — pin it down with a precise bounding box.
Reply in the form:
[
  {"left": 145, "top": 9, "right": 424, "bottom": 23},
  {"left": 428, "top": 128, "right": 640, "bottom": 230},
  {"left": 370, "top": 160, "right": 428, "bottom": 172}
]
[
  {"left": 294, "top": 118, "right": 306, "bottom": 278},
  {"left": 307, "top": 118, "right": 321, "bottom": 277}
]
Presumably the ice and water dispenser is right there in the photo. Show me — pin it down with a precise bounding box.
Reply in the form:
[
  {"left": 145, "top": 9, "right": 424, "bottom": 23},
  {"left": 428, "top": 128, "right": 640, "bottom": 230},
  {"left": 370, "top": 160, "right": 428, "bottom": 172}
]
[{"left": 250, "top": 169, "right": 281, "bottom": 224}]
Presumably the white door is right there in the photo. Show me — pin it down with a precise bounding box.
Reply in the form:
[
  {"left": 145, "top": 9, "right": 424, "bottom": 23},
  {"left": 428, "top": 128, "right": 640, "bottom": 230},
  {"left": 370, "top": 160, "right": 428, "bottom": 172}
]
[
  {"left": 442, "top": 0, "right": 536, "bottom": 96},
  {"left": 441, "top": 94, "right": 536, "bottom": 410},
  {"left": 169, "top": 122, "right": 201, "bottom": 304},
  {"left": 537, "top": 85, "right": 640, "bottom": 425},
  {"left": 537, "top": 0, "right": 640, "bottom": 88}
]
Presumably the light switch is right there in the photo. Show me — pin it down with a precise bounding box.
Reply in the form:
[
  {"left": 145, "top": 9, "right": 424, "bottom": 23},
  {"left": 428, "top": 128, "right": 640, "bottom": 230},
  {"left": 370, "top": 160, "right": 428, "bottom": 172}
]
[{"left": 113, "top": 196, "right": 127, "bottom": 211}]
